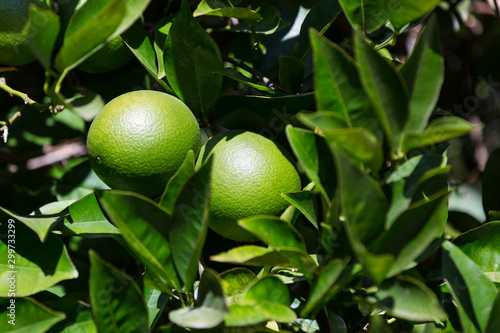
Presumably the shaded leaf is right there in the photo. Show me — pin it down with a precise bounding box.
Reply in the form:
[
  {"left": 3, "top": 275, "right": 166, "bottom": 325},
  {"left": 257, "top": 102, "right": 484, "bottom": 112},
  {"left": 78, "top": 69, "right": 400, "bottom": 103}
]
[
  {"left": 27, "top": 4, "right": 60, "bottom": 69},
  {"left": 194, "top": 1, "right": 262, "bottom": 23},
  {"left": 44, "top": 301, "right": 96, "bottom": 333},
  {"left": 282, "top": 190, "right": 319, "bottom": 229},
  {"left": 143, "top": 285, "right": 169, "bottom": 328},
  {"left": 279, "top": 56, "right": 304, "bottom": 93},
  {"left": 216, "top": 68, "right": 281, "bottom": 96},
  {"left": 0, "top": 298, "right": 65, "bottom": 333},
  {"left": 338, "top": 0, "right": 386, "bottom": 33},
  {"left": 386, "top": 0, "right": 442, "bottom": 31},
  {"left": 232, "top": 6, "right": 290, "bottom": 35}
]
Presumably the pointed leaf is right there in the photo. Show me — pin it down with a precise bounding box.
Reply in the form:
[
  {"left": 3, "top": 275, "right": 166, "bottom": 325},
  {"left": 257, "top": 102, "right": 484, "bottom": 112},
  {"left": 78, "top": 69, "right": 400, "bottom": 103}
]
[
  {"left": 282, "top": 190, "right": 319, "bottom": 229},
  {"left": 143, "top": 286, "right": 169, "bottom": 327},
  {"left": 442, "top": 240, "right": 498, "bottom": 332},
  {"left": 216, "top": 68, "right": 281, "bottom": 96},
  {"left": 354, "top": 31, "right": 409, "bottom": 155},
  {"left": 401, "top": 15, "right": 444, "bottom": 133},
  {"left": 97, "top": 190, "right": 181, "bottom": 290},
  {"left": 194, "top": 1, "right": 262, "bottom": 23},
  {"left": 159, "top": 150, "right": 196, "bottom": 215},
  {"left": 0, "top": 298, "right": 65, "bottom": 333},
  {"left": 210, "top": 245, "right": 290, "bottom": 267},
  {"left": 0, "top": 223, "right": 78, "bottom": 297},
  {"left": 366, "top": 275, "right": 447, "bottom": 323},
  {"left": 169, "top": 157, "right": 212, "bottom": 291},
  {"left": 232, "top": 6, "right": 290, "bottom": 35},
  {"left": 165, "top": 0, "right": 223, "bottom": 112},
  {"left": 89, "top": 251, "right": 149, "bottom": 333}
]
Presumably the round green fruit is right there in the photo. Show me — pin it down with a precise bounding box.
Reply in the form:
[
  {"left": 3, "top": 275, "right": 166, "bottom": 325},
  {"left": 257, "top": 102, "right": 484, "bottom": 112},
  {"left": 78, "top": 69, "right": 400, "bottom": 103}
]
[{"left": 86, "top": 90, "right": 200, "bottom": 197}]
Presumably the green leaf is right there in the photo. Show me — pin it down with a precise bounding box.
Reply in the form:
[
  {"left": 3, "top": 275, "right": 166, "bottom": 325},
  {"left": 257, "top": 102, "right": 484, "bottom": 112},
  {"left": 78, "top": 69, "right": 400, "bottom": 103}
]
[
  {"left": 254, "top": 301, "right": 297, "bottom": 324},
  {"left": 453, "top": 221, "right": 500, "bottom": 283},
  {"left": 366, "top": 275, "right": 447, "bottom": 323},
  {"left": 216, "top": 67, "right": 281, "bottom": 96},
  {"left": 279, "top": 56, "right": 304, "bottom": 93},
  {"left": 27, "top": 4, "right": 60, "bottom": 69},
  {"left": 169, "top": 156, "right": 212, "bottom": 291},
  {"left": 43, "top": 301, "right": 96, "bottom": 333},
  {"left": 165, "top": 0, "right": 223, "bottom": 112},
  {"left": 210, "top": 245, "right": 290, "bottom": 267},
  {"left": 338, "top": 0, "right": 386, "bottom": 33},
  {"left": 486, "top": 292, "right": 500, "bottom": 333},
  {"left": 215, "top": 93, "right": 315, "bottom": 135},
  {"left": 232, "top": 6, "right": 290, "bottom": 35},
  {"left": 400, "top": 15, "right": 444, "bottom": 133},
  {"left": 224, "top": 304, "right": 267, "bottom": 327},
  {"left": 0, "top": 298, "right": 65, "bottom": 333},
  {"left": 297, "top": 111, "right": 347, "bottom": 131},
  {"left": 385, "top": 0, "right": 442, "bottom": 31},
  {"left": 159, "top": 150, "right": 196, "bottom": 215},
  {"left": 56, "top": 0, "right": 150, "bottom": 71},
  {"left": 333, "top": 147, "right": 388, "bottom": 248},
  {"left": 220, "top": 268, "right": 256, "bottom": 302},
  {"left": 482, "top": 147, "right": 500, "bottom": 216},
  {"left": 242, "top": 276, "right": 291, "bottom": 306},
  {"left": 442, "top": 240, "right": 498, "bottom": 332},
  {"left": 354, "top": 31, "right": 409, "bottom": 155},
  {"left": 143, "top": 285, "right": 169, "bottom": 328},
  {"left": 169, "top": 269, "right": 228, "bottom": 329},
  {"left": 286, "top": 125, "right": 336, "bottom": 201},
  {"left": 310, "top": 29, "right": 379, "bottom": 136},
  {"left": 282, "top": 190, "right": 319, "bottom": 229},
  {"left": 301, "top": 259, "right": 348, "bottom": 317},
  {"left": 58, "top": 192, "right": 120, "bottom": 237},
  {"left": 0, "top": 206, "right": 67, "bottom": 243},
  {"left": 122, "top": 23, "right": 158, "bottom": 78},
  {"left": 194, "top": 1, "right": 262, "bottom": 23},
  {"left": 0, "top": 222, "right": 78, "bottom": 297},
  {"left": 403, "top": 116, "right": 478, "bottom": 151},
  {"left": 97, "top": 190, "right": 181, "bottom": 291},
  {"left": 375, "top": 193, "right": 449, "bottom": 277},
  {"left": 89, "top": 251, "right": 149, "bottom": 333}
]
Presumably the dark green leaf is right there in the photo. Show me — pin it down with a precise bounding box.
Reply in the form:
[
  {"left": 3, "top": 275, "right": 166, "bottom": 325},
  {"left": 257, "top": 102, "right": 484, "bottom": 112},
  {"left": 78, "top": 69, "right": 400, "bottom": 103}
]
[
  {"left": 454, "top": 221, "right": 500, "bottom": 282},
  {"left": 97, "top": 190, "right": 181, "bottom": 291},
  {"left": 366, "top": 275, "right": 447, "bottom": 323},
  {"left": 159, "top": 150, "right": 196, "bottom": 215},
  {"left": 282, "top": 190, "right": 319, "bottom": 229},
  {"left": 169, "top": 156, "right": 212, "bottom": 291},
  {"left": 0, "top": 222, "right": 78, "bottom": 297},
  {"left": 89, "top": 251, "right": 149, "bottom": 333},
  {"left": 279, "top": 56, "right": 304, "bottom": 93},
  {"left": 165, "top": 0, "right": 223, "bottom": 112},
  {"left": 232, "top": 6, "right": 290, "bottom": 35},
  {"left": 482, "top": 147, "right": 500, "bottom": 216},
  {"left": 122, "top": 23, "right": 158, "bottom": 78},
  {"left": 286, "top": 125, "right": 336, "bottom": 201},
  {"left": 401, "top": 15, "right": 444, "bottom": 133},
  {"left": 27, "top": 4, "right": 60, "bottom": 69},
  {"left": 0, "top": 298, "right": 65, "bottom": 333},
  {"left": 486, "top": 292, "right": 500, "bottom": 333},
  {"left": 58, "top": 192, "right": 120, "bottom": 237},
  {"left": 297, "top": 111, "right": 347, "bottom": 131},
  {"left": 403, "top": 116, "right": 478, "bottom": 151},
  {"left": 354, "top": 31, "right": 409, "bottom": 155},
  {"left": 143, "top": 285, "right": 169, "bottom": 328},
  {"left": 44, "top": 301, "right": 96, "bottom": 333},
  {"left": 216, "top": 68, "right": 280, "bottom": 96},
  {"left": 386, "top": 0, "right": 442, "bottom": 31},
  {"left": 338, "top": 0, "right": 386, "bottom": 33},
  {"left": 442, "top": 241, "right": 498, "bottom": 332}
]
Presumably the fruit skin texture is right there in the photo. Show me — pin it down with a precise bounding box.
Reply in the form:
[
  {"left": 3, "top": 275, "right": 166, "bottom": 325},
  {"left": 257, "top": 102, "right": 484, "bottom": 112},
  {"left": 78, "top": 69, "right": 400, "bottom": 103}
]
[
  {"left": 78, "top": 35, "right": 134, "bottom": 73},
  {"left": 0, "top": 0, "right": 52, "bottom": 66},
  {"left": 196, "top": 130, "right": 301, "bottom": 242},
  {"left": 87, "top": 90, "right": 200, "bottom": 197}
]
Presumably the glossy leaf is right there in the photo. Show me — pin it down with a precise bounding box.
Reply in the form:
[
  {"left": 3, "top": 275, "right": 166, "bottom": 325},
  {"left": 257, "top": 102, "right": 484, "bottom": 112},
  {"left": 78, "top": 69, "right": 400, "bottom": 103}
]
[
  {"left": 143, "top": 285, "right": 169, "bottom": 327},
  {"left": 297, "top": 111, "right": 347, "bottom": 131},
  {"left": 160, "top": 150, "right": 196, "bottom": 215},
  {"left": 442, "top": 240, "right": 498, "bottom": 333},
  {"left": 338, "top": 0, "right": 386, "bottom": 33},
  {"left": 225, "top": 304, "right": 267, "bottom": 327},
  {"left": 59, "top": 192, "right": 119, "bottom": 237},
  {"left": 482, "top": 147, "right": 500, "bottom": 215},
  {"left": 375, "top": 193, "right": 448, "bottom": 277},
  {"left": 97, "top": 190, "right": 181, "bottom": 290},
  {"left": 333, "top": 147, "right": 388, "bottom": 249},
  {"left": 214, "top": 93, "right": 315, "bottom": 135},
  {"left": 210, "top": 245, "right": 290, "bottom": 267},
  {"left": 403, "top": 116, "right": 478, "bottom": 151},
  {"left": 386, "top": 0, "right": 442, "bottom": 31},
  {"left": 27, "top": 5, "right": 60, "bottom": 69},
  {"left": 279, "top": 56, "right": 304, "bottom": 93},
  {"left": 354, "top": 31, "right": 409, "bottom": 155},
  {"left": 122, "top": 23, "right": 158, "bottom": 78},
  {"left": 254, "top": 301, "right": 297, "bottom": 324},
  {"left": 0, "top": 298, "right": 65, "bottom": 333},
  {"left": 169, "top": 156, "right": 212, "bottom": 291},
  {"left": 216, "top": 68, "right": 281, "bottom": 96},
  {"left": 401, "top": 15, "right": 444, "bottom": 133},
  {"left": 242, "top": 276, "right": 291, "bottom": 306},
  {"left": 286, "top": 126, "right": 336, "bottom": 201},
  {"left": 165, "top": 0, "right": 223, "bottom": 112},
  {"left": 89, "top": 251, "right": 149, "bottom": 333},
  {"left": 169, "top": 269, "right": 228, "bottom": 329},
  {"left": 194, "top": 1, "right": 262, "bottom": 23},
  {"left": 453, "top": 221, "right": 500, "bottom": 282},
  {"left": 310, "top": 29, "right": 380, "bottom": 137},
  {"left": 366, "top": 276, "right": 447, "bottom": 323},
  {"left": 0, "top": 222, "right": 78, "bottom": 297},
  {"left": 282, "top": 190, "right": 319, "bottom": 229}
]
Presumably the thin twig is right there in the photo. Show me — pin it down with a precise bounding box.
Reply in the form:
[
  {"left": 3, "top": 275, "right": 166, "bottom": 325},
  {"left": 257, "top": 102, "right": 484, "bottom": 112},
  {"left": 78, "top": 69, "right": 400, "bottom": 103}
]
[{"left": 222, "top": 54, "right": 286, "bottom": 91}]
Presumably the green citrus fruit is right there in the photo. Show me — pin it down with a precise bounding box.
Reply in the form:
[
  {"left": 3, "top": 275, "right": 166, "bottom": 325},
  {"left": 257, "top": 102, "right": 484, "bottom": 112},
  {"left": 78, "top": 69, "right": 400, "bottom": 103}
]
[
  {"left": 0, "top": 0, "right": 52, "bottom": 66},
  {"left": 196, "top": 130, "right": 301, "bottom": 242},
  {"left": 87, "top": 90, "right": 200, "bottom": 197},
  {"left": 78, "top": 35, "right": 134, "bottom": 73}
]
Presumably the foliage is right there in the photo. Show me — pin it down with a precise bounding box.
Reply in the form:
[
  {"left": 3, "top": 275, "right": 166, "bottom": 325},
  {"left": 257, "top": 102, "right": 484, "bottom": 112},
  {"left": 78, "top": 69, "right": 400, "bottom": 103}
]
[{"left": 1, "top": 0, "right": 500, "bottom": 331}]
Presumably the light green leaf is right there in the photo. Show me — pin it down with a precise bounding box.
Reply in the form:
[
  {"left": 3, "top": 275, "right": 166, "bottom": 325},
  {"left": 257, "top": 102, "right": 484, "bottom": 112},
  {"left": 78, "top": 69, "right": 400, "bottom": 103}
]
[
  {"left": 225, "top": 304, "right": 267, "bottom": 327},
  {"left": 210, "top": 245, "right": 290, "bottom": 267},
  {"left": 242, "top": 276, "right": 291, "bottom": 306},
  {"left": 220, "top": 268, "right": 256, "bottom": 303},
  {"left": 194, "top": 0, "right": 262, "bottom": 23},
  {"left": 89, "top": 251, "right": 149, "bottom": 333},
  {"left": 0, "top": 298, "right": 65, "bottom": 333},
  {"left": 282, "top": 190, "right": 319, "bottom": 229},
  {"left": 338, "top": 0, "right": 386, "bottom": 33},
  {"left": 143, "top": 286, "right": 169, "bottom": 328},
  {"left": 385, "top": 0, "right": 442, "bottom": 31}
]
